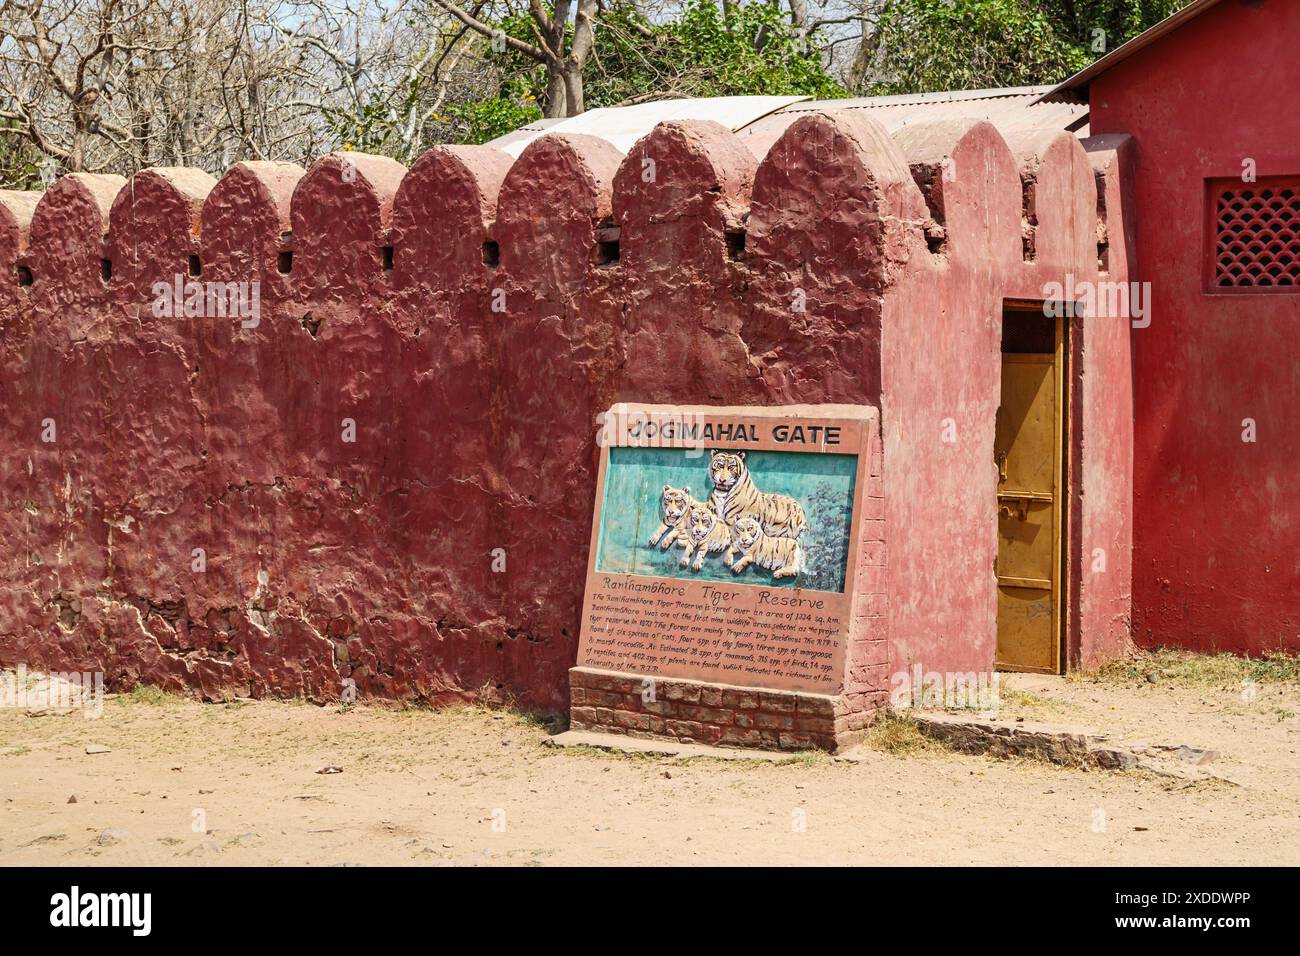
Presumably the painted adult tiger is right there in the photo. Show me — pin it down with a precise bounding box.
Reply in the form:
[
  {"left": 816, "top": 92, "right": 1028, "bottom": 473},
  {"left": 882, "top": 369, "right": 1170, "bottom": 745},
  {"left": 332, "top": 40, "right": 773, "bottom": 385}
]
[
  {"left": 706, "top": 449, "right": 807, "bottom": 541},
  {"left": 648, "top": 484, "right": 697, "bottom": 551},
  {"left": 728, "top": 513, "right": 807, "bottom": 580},
  {"left": 679, "top": 504, "right": 731, "bottom": 571}
]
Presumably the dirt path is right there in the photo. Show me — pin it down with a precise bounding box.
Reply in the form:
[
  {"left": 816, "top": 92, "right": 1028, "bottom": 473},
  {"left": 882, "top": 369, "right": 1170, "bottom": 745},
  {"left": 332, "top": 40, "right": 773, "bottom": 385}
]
[{"left": 1, "top": 672, "right": 1297, "bottom": 867}]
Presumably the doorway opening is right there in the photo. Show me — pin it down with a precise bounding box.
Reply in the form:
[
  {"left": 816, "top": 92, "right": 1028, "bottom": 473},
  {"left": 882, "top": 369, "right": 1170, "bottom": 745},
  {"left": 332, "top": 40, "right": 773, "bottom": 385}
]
[{"left": 994, "top": 301, "right": 1073, "bottom": 674}]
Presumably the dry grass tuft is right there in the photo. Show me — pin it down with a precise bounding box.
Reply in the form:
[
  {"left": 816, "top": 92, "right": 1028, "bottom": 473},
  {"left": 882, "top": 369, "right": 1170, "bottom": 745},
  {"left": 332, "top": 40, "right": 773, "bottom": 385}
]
[
  {"left": 866, "top": 713, "right": 945, "bottom": 756},
  {"left": 1079, "top": 648, "right": 1300, "bottom": 689}
]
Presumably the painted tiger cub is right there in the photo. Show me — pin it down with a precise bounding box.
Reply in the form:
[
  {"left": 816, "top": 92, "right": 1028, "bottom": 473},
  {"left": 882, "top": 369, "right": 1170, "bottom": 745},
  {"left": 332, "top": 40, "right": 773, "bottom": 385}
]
[
  {"left": 679, "top": 504, "right": 731, "bottom": 571},
  {"left": 728, "top": 513, "right": 807, "bottom": 580},
  {"left": 649, "top": 485, "right": 697, "bottom": 551},
  {"left": 707, "top": 449, "right": 807, "bottom": 541}
]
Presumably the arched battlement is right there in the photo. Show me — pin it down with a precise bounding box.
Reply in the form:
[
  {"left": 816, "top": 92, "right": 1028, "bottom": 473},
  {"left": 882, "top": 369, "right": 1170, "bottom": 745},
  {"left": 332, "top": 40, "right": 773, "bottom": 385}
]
[
  {"left": 611, "top": 120, "right": 759, "bottom": 401},
  {"left": 613, "top": 119, "right": 754, "bottom": 261},
  {"left": 390, "top": 144, "right": 511, "bottom": 295},
  {"left": 0, "top": 189, "right": 41, "bottom": 321},
  {"left": 0, "top": 189, "right": 40, "bottom": 258},
  {"left": 743, "top": 111, "right": 929, "bottom": 403},
  {"left": 496, "top": 133, "right": 623, "bottom": 300},
  {"left": 892, "top": 118, "right": 1023, "bottom": 267},
  {"left": 0, "top": 115, "right": 1099, "bottom": 333},
  {"left": 750, "top": 111, "right": 928, "bottom": 287},
  {"left": 108, "top": 167, "right": 216, "bottom": 304},
  {"left": 24, "top": 173, "right": 123, "bottom": 321},
  {"left": 202, "top": 160, "right": 304, "bottom": 297},
  {"left": 1004, "top": 129, "right": 1098, "bottom": 271},
  {"left": 289, "top": 151, "right": 406, "bottom": 304}
]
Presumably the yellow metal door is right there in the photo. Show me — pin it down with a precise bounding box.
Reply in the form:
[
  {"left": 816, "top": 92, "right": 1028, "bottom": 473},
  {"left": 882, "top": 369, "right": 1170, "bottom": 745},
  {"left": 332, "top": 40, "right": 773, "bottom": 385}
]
[{"left": 995, "top": 318, "right": 1064, "bottom": 673}]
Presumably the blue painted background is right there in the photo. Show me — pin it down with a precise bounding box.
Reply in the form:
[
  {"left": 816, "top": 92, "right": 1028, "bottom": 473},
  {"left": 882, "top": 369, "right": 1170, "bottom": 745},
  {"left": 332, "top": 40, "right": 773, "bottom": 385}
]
[{"left": 594, "top": 446, "right": 857, "bottom": 593}]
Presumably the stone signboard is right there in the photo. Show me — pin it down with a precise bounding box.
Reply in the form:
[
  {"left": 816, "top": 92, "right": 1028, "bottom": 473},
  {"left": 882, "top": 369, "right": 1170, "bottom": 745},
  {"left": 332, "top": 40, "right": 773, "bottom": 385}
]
[{"left": 575, "top": 403, "right": 876, "bottom": 700}]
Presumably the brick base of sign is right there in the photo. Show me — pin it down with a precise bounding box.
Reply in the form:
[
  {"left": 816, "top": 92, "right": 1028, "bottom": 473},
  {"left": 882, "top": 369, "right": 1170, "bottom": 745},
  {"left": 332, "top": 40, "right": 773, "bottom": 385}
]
[{"left": 568, "top": 666, "right": 878, "bottom": 752}]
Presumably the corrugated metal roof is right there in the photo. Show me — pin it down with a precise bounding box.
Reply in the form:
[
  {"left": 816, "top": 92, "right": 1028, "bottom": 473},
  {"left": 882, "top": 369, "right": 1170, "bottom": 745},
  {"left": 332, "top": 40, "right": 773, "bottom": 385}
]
[
  {"left": 1037, "top": 0, "right": 1224, "bottom": 99},
  {"left": 778, "top": 85, "right": 1087, "bottom": 132},
  {"left": 486, "top": 87, "right": 1090, "bottom": 159},
  {"left": 489, "top": 96, "right": 808, "bottom": 157},
  {"left": 784, "top": 85, "right": 1064, "bottom": 110},
  {"left": 486, "top": 117, "right": 566, "bottom": 154},
  {"left": 735, "top": 86, "right": 1089, "bottom": 156}
]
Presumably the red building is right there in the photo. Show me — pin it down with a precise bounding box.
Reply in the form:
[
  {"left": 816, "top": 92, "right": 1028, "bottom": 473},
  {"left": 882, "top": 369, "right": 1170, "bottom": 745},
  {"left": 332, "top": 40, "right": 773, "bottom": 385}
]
[{"left": 1047, "top": 0, "right": 1300, "bottom": 655}]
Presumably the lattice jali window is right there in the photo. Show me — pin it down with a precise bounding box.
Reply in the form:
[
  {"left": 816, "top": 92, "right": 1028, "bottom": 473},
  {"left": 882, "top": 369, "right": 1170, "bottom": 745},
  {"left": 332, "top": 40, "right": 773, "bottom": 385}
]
[{"left": 1211, "top": 179, "right": 1300, "bottom": 290}]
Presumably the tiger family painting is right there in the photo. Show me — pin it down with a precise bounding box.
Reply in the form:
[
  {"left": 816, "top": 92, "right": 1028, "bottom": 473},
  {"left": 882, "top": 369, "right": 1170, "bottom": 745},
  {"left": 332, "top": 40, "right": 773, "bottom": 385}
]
[
  {"left": 595, "top": 446, "right": 857, "bottom": 593},
  {"left": 649, "top": 450, "right": 809, "bottom": 578}
]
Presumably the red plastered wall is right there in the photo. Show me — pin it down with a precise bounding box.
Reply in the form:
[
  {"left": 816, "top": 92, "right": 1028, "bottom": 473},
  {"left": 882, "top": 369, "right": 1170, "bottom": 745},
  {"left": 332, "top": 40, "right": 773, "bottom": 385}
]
[{"left": 0, "top": 108, "right": 1134, "bottom": 707}]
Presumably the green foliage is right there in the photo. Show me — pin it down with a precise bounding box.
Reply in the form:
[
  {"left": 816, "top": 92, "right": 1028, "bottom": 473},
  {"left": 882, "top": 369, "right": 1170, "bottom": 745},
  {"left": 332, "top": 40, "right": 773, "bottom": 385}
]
[
  {"left": 318, "top": 67, "right": 426, "bottom": 157},
  {"left": 864, "top": 0, "right": 1089, "bottom": 94},
  {"left": 0, "top": 128, "right": 47, "bottom": 190},
  {"left": 456, "top": 0, "right": 843, "bottom": 143},
  {"left": 1047, "top": 0, "right": 1188, "bottom": 47},
  {"left": 441, "top": 80, "right": 542, "bottom": 145},
  {"left": 863, "top": 0, "right": 1189, "bottom": 95},
  {"left": 325, "top": 99, "right": 409, "bottom": 154},
  {"left": 653, "top": 0, "right": 844, "bottom": 101}
]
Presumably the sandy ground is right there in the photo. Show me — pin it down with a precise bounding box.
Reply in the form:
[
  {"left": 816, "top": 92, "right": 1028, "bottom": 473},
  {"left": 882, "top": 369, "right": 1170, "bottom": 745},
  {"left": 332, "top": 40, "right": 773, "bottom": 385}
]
[{"left": 1, "top": 671, "right": 1297, "bottom": 866}]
